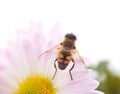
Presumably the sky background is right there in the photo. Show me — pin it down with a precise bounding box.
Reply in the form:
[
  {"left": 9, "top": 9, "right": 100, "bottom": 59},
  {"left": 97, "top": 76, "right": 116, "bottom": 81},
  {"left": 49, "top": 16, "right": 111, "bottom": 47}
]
[{"left": 0, "top": 0, "right": 120, "bottom": 72}]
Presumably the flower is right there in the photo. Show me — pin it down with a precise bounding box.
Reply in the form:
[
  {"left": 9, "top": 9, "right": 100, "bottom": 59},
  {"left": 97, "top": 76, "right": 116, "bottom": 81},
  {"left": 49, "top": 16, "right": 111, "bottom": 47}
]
[{"left": 0, "top": 22, "right": 104, "bottom": 94}]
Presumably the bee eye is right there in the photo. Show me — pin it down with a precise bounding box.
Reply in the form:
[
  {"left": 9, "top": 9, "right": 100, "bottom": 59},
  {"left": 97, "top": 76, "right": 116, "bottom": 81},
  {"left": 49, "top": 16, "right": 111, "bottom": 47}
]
[{"left": 66, "top": 56, "right": 72, "bottom": 61}]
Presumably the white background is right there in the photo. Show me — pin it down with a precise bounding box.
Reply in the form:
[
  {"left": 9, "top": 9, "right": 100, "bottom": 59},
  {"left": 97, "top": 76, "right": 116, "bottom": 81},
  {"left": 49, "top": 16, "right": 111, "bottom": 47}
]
[{"left": 0, "top": 0, "right": 120, "bottom": 72}]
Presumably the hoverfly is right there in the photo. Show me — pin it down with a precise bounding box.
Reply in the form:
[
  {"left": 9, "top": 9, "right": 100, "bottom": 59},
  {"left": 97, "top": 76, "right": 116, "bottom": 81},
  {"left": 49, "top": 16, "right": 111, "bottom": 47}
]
[{"left": 38, "top": 33, "right": 85, "bottom": 80}]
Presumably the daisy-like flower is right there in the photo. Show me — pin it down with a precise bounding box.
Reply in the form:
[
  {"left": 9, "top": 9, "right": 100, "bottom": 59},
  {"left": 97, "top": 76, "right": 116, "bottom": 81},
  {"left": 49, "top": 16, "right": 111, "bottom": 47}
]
[{"left": 0, "top": 22, "right": 104, "bottom": 94}]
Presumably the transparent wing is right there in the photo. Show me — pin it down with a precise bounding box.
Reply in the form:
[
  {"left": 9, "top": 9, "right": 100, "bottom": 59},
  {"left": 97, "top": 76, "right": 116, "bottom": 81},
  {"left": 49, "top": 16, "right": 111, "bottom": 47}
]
[
  {"left": 37, "top": 44, "right": 61, "bottom": 76},
  {"left": 38, "top": 44, "right": 60, "bottom": 61},
  {"left": 72, "top": 49, "right": 86, "bottom": 67},
  {"left": 38, "top": 45, "right": 58, "bottom": 57},
  {"left": 71, "top": 49, "right": 87, "bottom": 73}
]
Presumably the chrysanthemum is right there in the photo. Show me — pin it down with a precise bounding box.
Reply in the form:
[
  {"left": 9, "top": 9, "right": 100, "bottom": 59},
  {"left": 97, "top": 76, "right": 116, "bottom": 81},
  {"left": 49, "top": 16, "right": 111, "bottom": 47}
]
[{"left": 0, "top": 22, "right": 104, "bottom": 94}]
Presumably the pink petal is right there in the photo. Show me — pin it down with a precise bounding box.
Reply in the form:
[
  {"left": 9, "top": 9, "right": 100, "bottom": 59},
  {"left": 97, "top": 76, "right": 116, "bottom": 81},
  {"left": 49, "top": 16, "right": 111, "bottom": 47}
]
[
  {"left": 61, "top": 77, "right": 99, "bottom": 94},
  {"left": 47, "top": 22, "right": 65, "bottom": 49},
  {"left": 16, "top": 22, "right": 46, "bottom": 56}
]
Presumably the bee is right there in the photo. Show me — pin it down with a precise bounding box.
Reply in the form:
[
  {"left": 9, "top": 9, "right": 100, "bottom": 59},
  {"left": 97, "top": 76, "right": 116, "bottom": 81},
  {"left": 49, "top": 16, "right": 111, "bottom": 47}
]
[{"left": 38, "top": 33, "right": 85, "bottom": 80}]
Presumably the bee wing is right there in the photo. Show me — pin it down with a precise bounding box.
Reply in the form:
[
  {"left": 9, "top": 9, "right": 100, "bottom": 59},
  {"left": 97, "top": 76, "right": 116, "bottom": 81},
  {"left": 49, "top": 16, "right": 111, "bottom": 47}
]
[
  {"left": 38, "top": 45, "right": 58, "bottom": 57},
  {"left": 37, "top": 44, "right": 61, "bottom": 76},
  {"left": 38, "top": 44, "right": 61, "bottom": 62},
  {"left": 72, "top": 49, "right": 86, "bottom": 66}
]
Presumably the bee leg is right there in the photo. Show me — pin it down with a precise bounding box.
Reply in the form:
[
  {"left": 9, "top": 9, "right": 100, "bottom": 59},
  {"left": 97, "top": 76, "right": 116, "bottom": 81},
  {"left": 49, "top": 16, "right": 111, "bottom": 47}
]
[
  {"left": 52, "top": 59, "right": 57, "bottom": 79},
  {"left": 69, "top": 59, "right": 75, "bottom": 80}
]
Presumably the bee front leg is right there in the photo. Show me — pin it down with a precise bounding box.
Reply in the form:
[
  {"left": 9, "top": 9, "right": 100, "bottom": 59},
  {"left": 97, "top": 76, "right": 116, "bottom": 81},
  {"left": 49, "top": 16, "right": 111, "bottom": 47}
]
[
  {"left": 69, "top": 59, "right": 75, "bottom": 80},
  {"left": 52, "top": 59, "right": 57, "bottom": 79}
]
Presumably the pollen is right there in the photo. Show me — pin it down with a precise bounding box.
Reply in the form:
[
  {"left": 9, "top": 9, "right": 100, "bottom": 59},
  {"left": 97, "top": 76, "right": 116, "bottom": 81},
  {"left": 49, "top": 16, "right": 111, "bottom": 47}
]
[{"left": 14, "top": 75, "right": 57, "bottom": 94}]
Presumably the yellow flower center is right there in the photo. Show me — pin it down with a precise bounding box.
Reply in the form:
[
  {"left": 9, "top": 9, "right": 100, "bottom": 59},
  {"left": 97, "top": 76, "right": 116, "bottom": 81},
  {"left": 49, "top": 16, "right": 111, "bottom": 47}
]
[{"left": 15, "top": 75, "right": 57, "bottom": 94}]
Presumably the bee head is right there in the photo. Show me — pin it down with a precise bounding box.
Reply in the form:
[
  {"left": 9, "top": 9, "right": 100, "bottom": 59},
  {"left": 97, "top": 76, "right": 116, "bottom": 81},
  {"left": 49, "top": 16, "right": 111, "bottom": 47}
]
[{"left": 65, "top": 33, "right": 77, "bottom": 41}]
